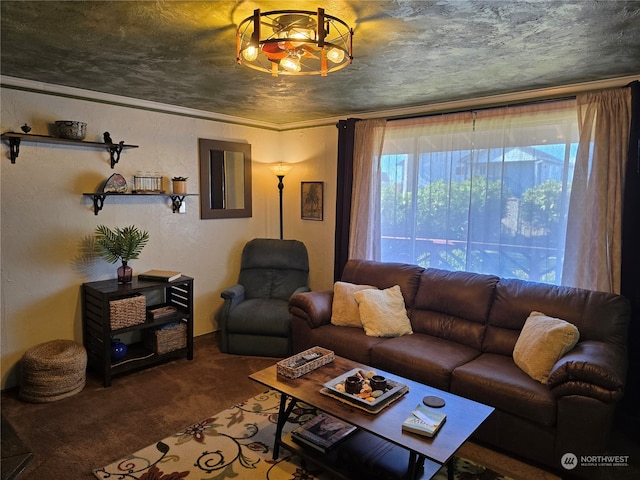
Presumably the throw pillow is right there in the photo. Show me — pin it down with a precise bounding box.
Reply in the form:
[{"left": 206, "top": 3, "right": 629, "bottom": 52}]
[
  {"left": 331, "top": 282, "right": 377, "bottom": 327},
  {"left": 513, "top": 311, "right": 580, "bottom": 384},
  {"left": 354, "top": 285, "right": 413, "bottom": 337}
]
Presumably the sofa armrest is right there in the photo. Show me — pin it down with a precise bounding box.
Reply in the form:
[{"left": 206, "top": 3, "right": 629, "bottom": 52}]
[
  {"left": 289, "top": 290, "right": 333, "bottom": 329},
  {"left": 548, "top": 341, "right": 626, "bottom": 402}
]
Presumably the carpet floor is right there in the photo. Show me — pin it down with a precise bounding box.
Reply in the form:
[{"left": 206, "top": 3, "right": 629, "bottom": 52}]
[
  {"left": 5, "top": 333, "right": 632, "bottom": 480},
  {"left": 94, "top": 389, "right": 510, "bottom": 480}
]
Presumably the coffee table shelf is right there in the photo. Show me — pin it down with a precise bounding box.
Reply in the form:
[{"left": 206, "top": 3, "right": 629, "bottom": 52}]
[{"left": 282, "top": 431, "right": 442, "bottom": 480}]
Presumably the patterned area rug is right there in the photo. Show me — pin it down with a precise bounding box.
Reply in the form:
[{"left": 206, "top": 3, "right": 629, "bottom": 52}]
[{"left": 94, "top": 389, "right": 510, "bottom": 480}]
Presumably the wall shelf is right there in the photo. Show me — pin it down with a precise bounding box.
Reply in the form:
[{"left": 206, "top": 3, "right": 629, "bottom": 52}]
[
  {"left": 1, "top": 132, "right": 138, "bottom": 168},
  {"left": 83, "top": 192, "right": 198, "bottom": 215}
]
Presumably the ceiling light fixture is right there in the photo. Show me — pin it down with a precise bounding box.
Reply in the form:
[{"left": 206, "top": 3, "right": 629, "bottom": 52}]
[{"left": 236, "top": 8, "right": 353, "bottom": 77}]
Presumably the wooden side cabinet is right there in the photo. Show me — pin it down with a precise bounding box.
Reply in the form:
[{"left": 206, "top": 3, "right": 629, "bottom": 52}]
[{"left": 82, "top": 275, "right": 194, "bottom": 387}]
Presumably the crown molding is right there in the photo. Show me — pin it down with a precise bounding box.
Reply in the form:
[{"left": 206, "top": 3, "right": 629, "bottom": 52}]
[{"left": 2, "top": 74, "right": 639, "bottom": 132}]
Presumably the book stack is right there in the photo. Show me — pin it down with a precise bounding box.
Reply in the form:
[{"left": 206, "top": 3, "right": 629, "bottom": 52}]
[
  {"left": 138, "top": 270, "right": 182, "bottom": 282},
  {"left": 401, "top": 404, "right": 447, "bottom": 437},
  {"left": 291, "top": 412, "right": 357, "bottom": 453}
]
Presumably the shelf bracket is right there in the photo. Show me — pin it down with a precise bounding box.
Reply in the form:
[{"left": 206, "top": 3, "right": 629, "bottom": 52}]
[
  {"left": 169, "top": 195, "right": 186, "bottom": 213},
  {"left": 90, "top": 194, "right": 107, "bottom": 215},
  {"left": 7, "top": 137, "right": 20, "bottom": 163},
  {"left": 107, "top": 141, "right": 125, "bottom": 169}
]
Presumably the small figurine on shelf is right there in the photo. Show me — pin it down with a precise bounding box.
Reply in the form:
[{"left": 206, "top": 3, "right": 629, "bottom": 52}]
[
  {"left": 103, "top": 131, "right": 113, "bottom": 144},
  {"left": 21, "top": 124, "right": 32, "bottom": 134}
]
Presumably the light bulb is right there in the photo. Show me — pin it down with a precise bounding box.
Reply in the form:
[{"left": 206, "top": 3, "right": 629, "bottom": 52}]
[
  {"left": 281, "top": 56, "right": 301, "bottom": 73},
  {"left": 242, "top": 45, "right": 259, "bottom": 61},
  {"left": 326, "top": 48, "right": 345, "bottom": 63}
]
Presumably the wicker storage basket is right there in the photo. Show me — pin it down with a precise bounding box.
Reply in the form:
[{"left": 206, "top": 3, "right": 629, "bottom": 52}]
[
  {"left": 277, "top": 346, "right": 334, "bottom": 379},
  {"left": 145, "top": 321, "right": 187, "bottom": 355},
  {"left": 110, "top": 294, "right": 146, "bottom": 330}
]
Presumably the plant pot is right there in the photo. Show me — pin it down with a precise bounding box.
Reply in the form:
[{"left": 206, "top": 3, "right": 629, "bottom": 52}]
[{"left": 172, "top": 180, "right": 187, "bottom": 195}]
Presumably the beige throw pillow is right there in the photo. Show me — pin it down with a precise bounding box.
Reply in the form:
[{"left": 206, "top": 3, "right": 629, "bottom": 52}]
[
  {"left": 331, "top": 282, "right": 377, "bottom": 327},
  {"left": 513, "top": 311, "right": 580, "bottom": 384},
  {"left": 354, "top": 285, "right": 413, "bottom": 337}
]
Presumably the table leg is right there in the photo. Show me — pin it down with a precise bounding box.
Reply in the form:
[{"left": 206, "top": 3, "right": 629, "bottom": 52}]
[
  {"left": 273, "top": 393, "right": 297, "bottom": 460},
  {"left": 448, "top": 459, "right": 454, "bottom": 480},
  {"left": 408, "top": 451, "right": 417, "bottom": 478},
  {"left": 408, "top": 452, "right": 425, "bottom": 479}
]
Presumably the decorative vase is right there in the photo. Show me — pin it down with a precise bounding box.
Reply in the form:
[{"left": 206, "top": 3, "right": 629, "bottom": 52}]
[
  {"left": 111, "top": 339, "right": 127, "bottom": 362},
  {"left": 117, "top": 261, "right": 133, "bottom": 284},
  {"left": 172, "top": 180, "right": 187, "bottom": 194}
]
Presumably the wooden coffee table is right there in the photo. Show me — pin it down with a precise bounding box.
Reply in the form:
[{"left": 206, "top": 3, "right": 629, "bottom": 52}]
[{"left": 250, "top": 355, "right": 494, "bottom": 480}]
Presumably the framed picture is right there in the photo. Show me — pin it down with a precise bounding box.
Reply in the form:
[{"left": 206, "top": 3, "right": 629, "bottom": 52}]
[{"left": 301, "top": 182, "right": 324, "bottom": 221}]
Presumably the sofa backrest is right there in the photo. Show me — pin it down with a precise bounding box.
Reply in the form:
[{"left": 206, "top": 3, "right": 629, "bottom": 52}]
[
  {"left": 411, "top": 268, "right": 499, "bottom": 350},
  {"left": 341, "top": 259, "right": 424, "bottom": 308},
  {"left": 484, "top": 278, "right": 630, "bottom": 355}
]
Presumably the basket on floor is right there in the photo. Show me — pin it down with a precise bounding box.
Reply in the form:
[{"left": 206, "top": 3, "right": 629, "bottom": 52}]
[{"left": 19, "top": 340, "right": 87, "bottom": 403}]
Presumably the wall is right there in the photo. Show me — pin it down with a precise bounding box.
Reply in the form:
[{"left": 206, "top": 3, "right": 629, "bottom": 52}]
[{"left": 0, "top": 87, "right": 338, "bottom": 389}]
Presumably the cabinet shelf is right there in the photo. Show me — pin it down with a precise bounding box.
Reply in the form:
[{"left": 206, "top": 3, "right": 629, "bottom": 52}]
[
  {"left": 1, "top": 132, "right": 138, "bottom": 167},
  {"left": 83, "top": 192, "right": 198, "bottom": 215},
  {"left": 82, "top": 275, "right": 194, "bottom": 387}
]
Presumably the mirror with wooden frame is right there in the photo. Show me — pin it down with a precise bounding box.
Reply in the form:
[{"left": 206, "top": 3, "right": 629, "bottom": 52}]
[{"left": 198, "top": 139, "right": 252, "bottom": 219}]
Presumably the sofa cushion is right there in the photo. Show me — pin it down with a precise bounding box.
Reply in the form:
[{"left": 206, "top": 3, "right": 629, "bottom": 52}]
[
  {"left": 355, "top": 285, "right": 413, "bottom": 337},
  {"left": 291, "top": 323, "right": 386, "bottom": 365},
  {"left": 513, "top": 312, "right": 580, "bottom": 384},
  {"left": 341, "top": 259, "right": 424, "bottom": 308},
  {"left": 371, "top": 334, "right": 480, "bottom": 391},
  {"left": 414, "top": 268, "right": 499, "bottom": 323},
  {"left": 409, "top": 269, "right": 497, "bottom": 350},
  {"left": 331, "top": 281, "right": 376, "bottom": 327},
  {"left": 451, "top": 353, "right": 557, "bottom": 426}
]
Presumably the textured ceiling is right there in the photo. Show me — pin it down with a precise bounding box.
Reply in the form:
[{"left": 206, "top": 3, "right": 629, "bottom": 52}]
[{"left": 2, "top": 1, "right": 640, "bottom": 126}]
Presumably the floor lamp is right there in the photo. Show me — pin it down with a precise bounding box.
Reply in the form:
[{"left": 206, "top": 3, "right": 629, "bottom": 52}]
[{"left": 268, "top": 163, "right": 293, "bottom": 239}]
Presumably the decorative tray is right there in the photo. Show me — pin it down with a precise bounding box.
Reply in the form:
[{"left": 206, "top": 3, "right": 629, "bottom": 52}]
[{"left": 322, "top": 368, "right": 408, "bottom": 408}]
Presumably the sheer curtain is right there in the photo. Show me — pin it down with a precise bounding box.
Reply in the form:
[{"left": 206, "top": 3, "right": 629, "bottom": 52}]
[
  {"left": 349, "top": 119, "right": 386, "bottom": 260},
  {"left": 373, "top": 101, "right": 578, "bottom": 283},
  {"left": 562, "top": 88, "right": 632, "bottom": 293}
]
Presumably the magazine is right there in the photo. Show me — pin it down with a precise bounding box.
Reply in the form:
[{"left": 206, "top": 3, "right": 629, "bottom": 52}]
[
  {"left": 401, "top": 403, "right": 446, "bottom": 437},
  {"left": 291, "top": 412, "right": 357, "bottom": 452}
]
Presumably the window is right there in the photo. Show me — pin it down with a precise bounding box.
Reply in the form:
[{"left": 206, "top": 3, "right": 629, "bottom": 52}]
[{"left": 380, "top": 101, "right": 578, "bottom": 284}]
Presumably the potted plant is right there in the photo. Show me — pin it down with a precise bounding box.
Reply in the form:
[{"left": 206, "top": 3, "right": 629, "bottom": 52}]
[
  {"left": 172, "top": 176, "right": 188, "bottom": 195},
  {"left": 94, "top": 225, "right": 150, "bottom": 283}
]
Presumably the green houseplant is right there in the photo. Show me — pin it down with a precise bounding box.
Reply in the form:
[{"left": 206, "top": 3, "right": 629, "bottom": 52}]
[{"left": 94, "top": 225, "right": 150, "bottom": 283}]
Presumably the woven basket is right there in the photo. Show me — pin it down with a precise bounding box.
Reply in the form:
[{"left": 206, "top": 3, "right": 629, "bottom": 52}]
[
  {"left": 144, "top": 322, "right": 187, "bottom": 355},
  {"left": 277, "top": 346, "right": 334, "bottom": 379},
  {"left": 110, "top": 294, "right": 146, "bottom": 329},
  {"left": 20, "top": 340, "right": 87, "bottom": 403}
]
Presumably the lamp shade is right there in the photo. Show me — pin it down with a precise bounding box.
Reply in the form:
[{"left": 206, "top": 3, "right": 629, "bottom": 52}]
[{"left": 269, "top": 163, "right": 293, "bottom": 177}]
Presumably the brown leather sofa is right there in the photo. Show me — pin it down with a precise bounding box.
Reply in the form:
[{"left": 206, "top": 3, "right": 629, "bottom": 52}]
[{"left": 289, "top": 259, "right": 630, "bottom": 476}]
